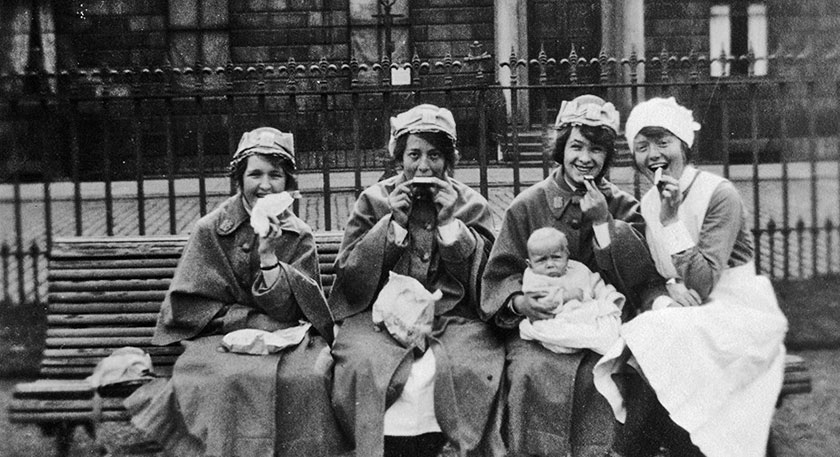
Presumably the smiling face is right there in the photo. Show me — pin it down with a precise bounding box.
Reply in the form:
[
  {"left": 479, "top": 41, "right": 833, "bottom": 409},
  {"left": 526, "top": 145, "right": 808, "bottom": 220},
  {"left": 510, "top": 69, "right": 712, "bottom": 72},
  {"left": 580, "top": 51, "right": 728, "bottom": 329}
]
[
  {"left": 401, "top": 133, "right": 449, "bottom": 181},
  {"left": 561, "top": 126, "right": 608, "bottom": 186},
  {"left": 241, "top": 154, "right": 288, "bottom": 207},
  {"left": 632, "top": 127, "right": 688, "bottom": 183}
]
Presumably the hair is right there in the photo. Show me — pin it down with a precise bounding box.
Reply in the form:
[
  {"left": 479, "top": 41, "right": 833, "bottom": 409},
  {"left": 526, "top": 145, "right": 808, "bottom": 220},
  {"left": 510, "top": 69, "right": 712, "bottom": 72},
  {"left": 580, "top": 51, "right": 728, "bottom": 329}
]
[
  {"left": 392, "top": 131, "right": 458, "bottom": 174},
  {"left": 635, "top": 126, "right": 692, "bottom": 162},
  {"left": 527, "top": 227, "right": 569, "bottom": 255},
  {"left": 551, "top": 123, "right": 617, "bottom": 179},
  {"left": 231, "top": 153, "right": 298, "bottom": 191}
]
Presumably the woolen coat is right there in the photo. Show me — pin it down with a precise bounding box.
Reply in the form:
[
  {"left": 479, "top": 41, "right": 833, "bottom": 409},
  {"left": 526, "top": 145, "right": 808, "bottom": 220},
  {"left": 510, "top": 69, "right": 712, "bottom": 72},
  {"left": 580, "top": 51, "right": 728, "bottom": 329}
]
[
  {"left": 126, "top": 195, "right": 346, "bottom": 457},
  {"left": 328, "top": 174, "right": 506, "bottom": 457}
]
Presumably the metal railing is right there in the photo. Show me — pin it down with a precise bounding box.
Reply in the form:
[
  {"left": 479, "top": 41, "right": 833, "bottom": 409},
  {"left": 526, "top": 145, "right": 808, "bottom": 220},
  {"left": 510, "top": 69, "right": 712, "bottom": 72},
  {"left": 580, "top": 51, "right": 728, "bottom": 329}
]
[{"left": 2, "top": 46, "right": 839, "bottom": 305}]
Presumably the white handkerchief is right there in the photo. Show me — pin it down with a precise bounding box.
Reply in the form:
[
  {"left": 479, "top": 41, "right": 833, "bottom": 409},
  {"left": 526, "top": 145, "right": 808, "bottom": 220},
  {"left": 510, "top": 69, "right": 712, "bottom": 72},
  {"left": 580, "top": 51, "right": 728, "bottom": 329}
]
[{"left": 250, "top": 192, "right": 295, "bottom": 237}]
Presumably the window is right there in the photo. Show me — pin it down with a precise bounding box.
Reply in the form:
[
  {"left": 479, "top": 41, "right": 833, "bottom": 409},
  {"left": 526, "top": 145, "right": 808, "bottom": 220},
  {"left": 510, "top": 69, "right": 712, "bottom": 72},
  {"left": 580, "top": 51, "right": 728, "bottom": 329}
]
[
  {"left": 168, "top": 0, "right": 229, "bottom": 67},
  {"left": 709, "top": 3, "right": 767, "bottom": 76},
  {"left": 350, "top": 0, "right": 410, "bottom": 84}
]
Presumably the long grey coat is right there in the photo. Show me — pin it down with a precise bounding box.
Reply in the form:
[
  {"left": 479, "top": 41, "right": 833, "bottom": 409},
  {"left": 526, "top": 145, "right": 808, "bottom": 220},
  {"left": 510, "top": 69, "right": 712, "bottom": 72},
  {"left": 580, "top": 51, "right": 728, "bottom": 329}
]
[
  {"left": 126, "top": 195, "right": 346, "bottom": 457},
  {"left": 328, "top": 175, "right": 506, "bottom": 457}
]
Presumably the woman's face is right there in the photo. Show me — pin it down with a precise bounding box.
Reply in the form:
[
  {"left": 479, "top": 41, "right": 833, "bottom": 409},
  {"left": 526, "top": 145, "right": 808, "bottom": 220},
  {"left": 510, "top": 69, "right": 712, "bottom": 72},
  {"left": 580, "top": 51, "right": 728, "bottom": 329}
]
[
  {"left": 562, "top": 126, "right": 607, "bottom": 186},
  {"left": 401, "top": 134, "right": 447, "bottom": 180},
  {"left": 632, "top": 131, "right": 687, "bottom": 182},
  {"left": 242, "top": 154, "right": 287, "bottom": 207}
]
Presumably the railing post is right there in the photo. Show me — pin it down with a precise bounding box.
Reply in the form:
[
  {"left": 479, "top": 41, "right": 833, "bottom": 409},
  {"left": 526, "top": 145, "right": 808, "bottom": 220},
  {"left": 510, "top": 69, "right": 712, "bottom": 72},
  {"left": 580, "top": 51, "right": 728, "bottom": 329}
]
[
  {"left": 806, "top": 80, "right": 818, "bottom": 276},
  {"left": 164, "top": 64, "right": 177, "bottom": 235},
  {"left": 749, "top": 82, "right": 761, "bottom": 274},
  {"left": 778, "top": 81, "right": 791, "bottom": 279},
  {"left": 501, "top": 47, "right": 526, "bottom": 196}
]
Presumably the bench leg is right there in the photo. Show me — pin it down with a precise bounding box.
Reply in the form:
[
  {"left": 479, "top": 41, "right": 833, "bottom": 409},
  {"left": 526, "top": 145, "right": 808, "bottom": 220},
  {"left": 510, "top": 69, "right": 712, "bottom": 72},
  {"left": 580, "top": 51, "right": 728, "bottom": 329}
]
[
  {"left": 54, "top": 422, "right": 74, "bottom": 457},
  {"left": 766, "top": 429, "right": 777, "bottom": 457}
]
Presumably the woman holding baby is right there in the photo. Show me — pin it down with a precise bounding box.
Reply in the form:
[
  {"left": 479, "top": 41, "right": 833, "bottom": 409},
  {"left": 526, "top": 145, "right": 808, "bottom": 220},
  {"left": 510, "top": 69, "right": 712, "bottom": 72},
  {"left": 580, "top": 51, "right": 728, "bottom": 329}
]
[
  {"left": 125, "top": 127, "right": 346, "bottom": 456},
  {"left": 481, "top": 94, "right": 663, "bottom": 457},
  {"left": 328, "top": 104, "right": 505, "bottom": 457}
]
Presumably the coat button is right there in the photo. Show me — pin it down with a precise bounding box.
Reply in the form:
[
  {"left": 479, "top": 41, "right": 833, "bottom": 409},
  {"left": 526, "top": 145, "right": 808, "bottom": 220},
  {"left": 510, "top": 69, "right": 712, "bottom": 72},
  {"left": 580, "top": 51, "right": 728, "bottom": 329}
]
[
  {"left": 425, "top": 223, "right": 434, "bottom": 231},
  {"left": 570, "top": 219, "right": 580, "bottom": 230},
  {"left": 421, "top": 252, "right": 431, "bottom": 262},
  {"left": 241, "top": 242, "right": 250, "bottom": 252}
]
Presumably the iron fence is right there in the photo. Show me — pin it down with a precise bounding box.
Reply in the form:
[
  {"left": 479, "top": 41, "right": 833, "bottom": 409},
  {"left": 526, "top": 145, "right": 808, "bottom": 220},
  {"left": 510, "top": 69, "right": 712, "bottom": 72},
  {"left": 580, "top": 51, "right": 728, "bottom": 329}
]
[{"left": 2, "top": 46, "right": 839, "bottom": 305}]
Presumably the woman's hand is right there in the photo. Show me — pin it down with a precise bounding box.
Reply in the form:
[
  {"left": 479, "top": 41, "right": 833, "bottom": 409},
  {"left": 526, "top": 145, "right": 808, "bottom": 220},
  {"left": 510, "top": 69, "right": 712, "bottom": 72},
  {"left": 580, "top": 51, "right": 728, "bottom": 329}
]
[
  {"left": 580, "top": 178, "right": 609, "bottom": 224},
  {"left": 257, "top": 213, "right": 284, "bottom": 266},
  {"left": 513, "top": 294, "right": 555, "bottom": 322},
  {"left": 666, "top": 280, "right": 702, "bottom": 307},
  {"left": 431, "top": 176, "right": 458, "bottom": 226},
  {"left": 657, "top": 175, "right": 681, "bottom": 226},
  {"left": 388, "top": 182, "right": 413, "bottom": 228}
]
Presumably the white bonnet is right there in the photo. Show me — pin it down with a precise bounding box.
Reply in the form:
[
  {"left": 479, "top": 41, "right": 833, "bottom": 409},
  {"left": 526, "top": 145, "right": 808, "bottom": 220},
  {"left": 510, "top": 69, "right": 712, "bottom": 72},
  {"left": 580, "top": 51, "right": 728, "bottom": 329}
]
[{"left": 625, "top": 97, "right": 701, "bottom": 152}]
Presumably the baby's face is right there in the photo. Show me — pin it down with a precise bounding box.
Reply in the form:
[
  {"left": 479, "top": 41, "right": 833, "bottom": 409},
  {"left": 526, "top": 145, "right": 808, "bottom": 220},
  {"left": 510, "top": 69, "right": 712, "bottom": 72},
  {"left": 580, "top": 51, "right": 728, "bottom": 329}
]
[{"left": 527, "top": 241, "right": 569, "bottom": 277}]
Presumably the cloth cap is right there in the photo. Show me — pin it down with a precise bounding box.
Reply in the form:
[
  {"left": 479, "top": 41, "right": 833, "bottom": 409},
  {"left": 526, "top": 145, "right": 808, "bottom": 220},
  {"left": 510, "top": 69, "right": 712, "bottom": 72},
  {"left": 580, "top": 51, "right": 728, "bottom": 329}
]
[
  {"left": 388, "top": 104, "right": 457, "bottom": 156},
  {"left": 625, "top": 97, "right": 701, "bottom": 152},
  {"left": 554, "top": 94, "right": 620, "bottom": 134},
  {"left": 231, "top": 127, "right": 296, "bottom": 170}
]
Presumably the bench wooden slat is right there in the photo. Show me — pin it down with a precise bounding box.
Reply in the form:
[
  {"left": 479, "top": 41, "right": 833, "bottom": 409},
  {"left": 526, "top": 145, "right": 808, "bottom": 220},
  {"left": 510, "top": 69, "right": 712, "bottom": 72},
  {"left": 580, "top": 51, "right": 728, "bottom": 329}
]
[
  {"left": 49, "top": 236, "right": 188, "bottom": 258},
  {"left": 11, "top": 397, "right": 130, "bottom": 411},
  {"left": 41, "top": 355, "right": 179, "bottom": 368},
  {"left": 46, "top": 336, "right": 156, "bottom": 348},
  {"left": 50, "top": 259, "right": 181, "bottom": 270},
  {"left": 50, "top": 291, "right": 167, "bottom": 303},
  {"left": 47, "top": 327, "right": 155, "bottom": 338},
  {"left": 9, "top": 411, "right": 130, "bottom": 423},
  {"left": 38, "top": 366, "right": 174, "bottom": 377},
  {"left": 14, "top": 380, "right": 93, "bottom": 395},
  {"left": 49, "top": 302, "right": 163, "bottom": 313},
  {"left": 43, "top": 347, "right": 183, "bottom": 358},
  {"left": 50, "top": 279, "right": 171, "bottom": 292},
  {"left": 47, "top": 313, "right": 159, "bottom": 326},
  {"left": 50, "top": 268, "right": 178, "bottom": 280}
]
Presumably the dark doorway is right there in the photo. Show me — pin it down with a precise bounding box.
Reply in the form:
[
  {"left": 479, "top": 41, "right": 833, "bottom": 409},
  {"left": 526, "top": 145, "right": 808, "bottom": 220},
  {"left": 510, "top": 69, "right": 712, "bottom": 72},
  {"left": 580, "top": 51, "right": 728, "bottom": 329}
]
[{"left": 527, "top": 0, "right": 602, "bottom": 125}]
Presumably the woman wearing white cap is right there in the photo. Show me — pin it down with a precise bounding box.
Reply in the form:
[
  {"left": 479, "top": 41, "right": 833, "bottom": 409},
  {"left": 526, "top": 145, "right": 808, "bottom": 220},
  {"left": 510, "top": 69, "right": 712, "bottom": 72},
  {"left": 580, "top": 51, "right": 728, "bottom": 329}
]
[
  {"left": 328, "top": 104, "right": 505, "bottom": 457},
  {"left": 593, "top": 98, "right": 788, "bottom": 457},
  {"left": 482, "top": 94, "right": 663, "bottom": 457},
  {"left": 125, "top": 127, "right": 347, "bottom": 456}
]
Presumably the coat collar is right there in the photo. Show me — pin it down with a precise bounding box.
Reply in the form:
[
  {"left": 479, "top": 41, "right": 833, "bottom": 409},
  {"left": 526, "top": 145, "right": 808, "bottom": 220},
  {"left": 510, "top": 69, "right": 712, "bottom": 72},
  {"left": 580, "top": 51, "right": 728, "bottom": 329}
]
[
  {"left": 541, "top": 167, "right": 615, "bottom": 219},
  {"left": 216, "top": 194, "right": 304, "bottom": 236}
]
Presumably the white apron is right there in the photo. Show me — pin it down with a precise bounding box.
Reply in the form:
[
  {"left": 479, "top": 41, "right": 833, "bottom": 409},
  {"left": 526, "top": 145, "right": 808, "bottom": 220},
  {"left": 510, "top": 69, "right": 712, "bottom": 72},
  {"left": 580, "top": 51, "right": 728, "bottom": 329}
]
[{"left": 593, "top": 167, "right": 788, "bottom": 457}]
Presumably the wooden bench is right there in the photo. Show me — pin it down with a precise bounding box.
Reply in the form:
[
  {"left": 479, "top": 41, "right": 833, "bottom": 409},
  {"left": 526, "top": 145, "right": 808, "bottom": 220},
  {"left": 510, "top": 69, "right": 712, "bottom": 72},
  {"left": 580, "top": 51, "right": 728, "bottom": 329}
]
[
  {"left": 9, "top": 234, "right": 812, "bottom": 456},
  {"left": 8, "top": 233, "right": 343, "bottom": 456}
]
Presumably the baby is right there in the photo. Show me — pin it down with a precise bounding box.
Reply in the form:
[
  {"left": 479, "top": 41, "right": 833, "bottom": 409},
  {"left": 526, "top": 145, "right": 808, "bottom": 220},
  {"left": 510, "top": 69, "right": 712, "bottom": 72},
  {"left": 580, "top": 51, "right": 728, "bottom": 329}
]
[{"left": 519, "top": 227, "right": 625, "bottom": 355}]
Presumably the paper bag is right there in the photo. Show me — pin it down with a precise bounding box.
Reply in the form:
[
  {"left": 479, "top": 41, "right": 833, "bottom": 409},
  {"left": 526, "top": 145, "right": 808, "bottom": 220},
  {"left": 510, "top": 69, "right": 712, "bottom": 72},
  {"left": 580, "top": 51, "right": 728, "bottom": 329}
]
[
  {"left": 372, "top": 271, "right": 441, "bottom": 351},
  {"left": 221, "top": 322, "right": 312, "bottom": 355}
]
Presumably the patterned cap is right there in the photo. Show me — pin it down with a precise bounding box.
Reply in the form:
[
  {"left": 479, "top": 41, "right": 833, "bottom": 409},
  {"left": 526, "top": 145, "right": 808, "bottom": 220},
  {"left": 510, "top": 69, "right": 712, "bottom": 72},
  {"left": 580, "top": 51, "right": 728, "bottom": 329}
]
[
  {"left": 388, "top": 104, "right": 457, "bottom": 156},
  {"left": 230, "top": 127, "right": 295, "bottom": 171},
  {"left": 554, "top": 94, "right": 620, "bottom": 134}
]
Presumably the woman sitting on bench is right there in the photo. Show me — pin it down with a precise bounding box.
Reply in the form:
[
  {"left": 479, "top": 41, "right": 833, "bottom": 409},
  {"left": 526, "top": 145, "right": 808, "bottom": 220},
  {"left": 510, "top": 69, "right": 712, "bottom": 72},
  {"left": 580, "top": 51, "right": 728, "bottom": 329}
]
[
  {"left": 593, "top": 98, "right": 789, "bottom": 457},
  {"left": 125, "top": 127, "right": 347, "bottom": 456},
  {"left": 328, "top": 104, "right": 506, "bottom": 457}
]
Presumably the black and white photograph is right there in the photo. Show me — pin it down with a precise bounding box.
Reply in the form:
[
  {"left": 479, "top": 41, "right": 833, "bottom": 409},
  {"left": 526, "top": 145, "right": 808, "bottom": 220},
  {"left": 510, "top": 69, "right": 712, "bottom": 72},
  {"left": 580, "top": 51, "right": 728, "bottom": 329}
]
[{"left": 0, "top": 1, "right": 837, "bottom": 456}]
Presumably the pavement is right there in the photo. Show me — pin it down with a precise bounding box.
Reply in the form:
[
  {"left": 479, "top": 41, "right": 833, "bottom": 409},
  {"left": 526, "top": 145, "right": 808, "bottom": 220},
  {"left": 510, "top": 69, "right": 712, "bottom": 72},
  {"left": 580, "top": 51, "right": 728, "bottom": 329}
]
[{"left": 0, "top": 162, "right": 838, "bottom": 301}]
